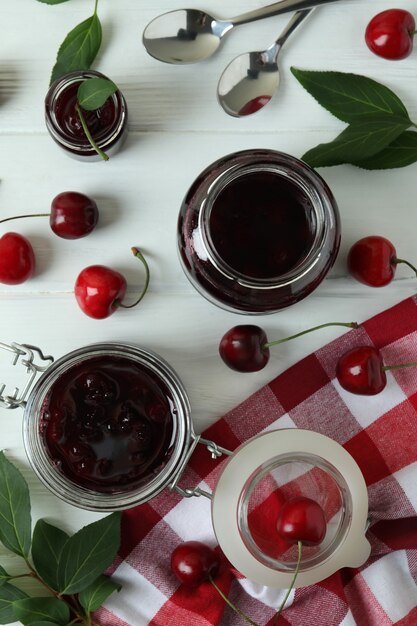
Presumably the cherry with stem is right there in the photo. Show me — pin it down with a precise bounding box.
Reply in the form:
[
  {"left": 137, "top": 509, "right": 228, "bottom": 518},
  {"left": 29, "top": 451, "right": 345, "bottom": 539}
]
[
  {"left": 75, "top": 247, "right": 150, "bottom": 319},
  {"left": 348, "top": 236, "right": 417, "bottom": 287},
  {"left": 219, "top": 322, "right": 359, "bottom": 373},
  {"left": 336, "top": 345, "right": 417, "bottom": 395},
  {"left": 0, "top": 192, "right": 99, "bottom": 240}
]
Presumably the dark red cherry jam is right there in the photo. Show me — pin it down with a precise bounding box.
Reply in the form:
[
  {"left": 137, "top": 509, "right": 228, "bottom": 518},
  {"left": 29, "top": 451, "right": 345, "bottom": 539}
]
[
  {"left": 208, "top": 170, "right": 315, "bottom": 279},
  {"left": 178, "top": 150, "right": 340, "bottom": 314},
  {"left": 40, "top": 355, "right": 174, "bottom": 493},
  {"left": 54, "top": 80, "right": 117, "bottom": 143},
  {"left": 45, "top": 70, "right": 128, "bottom": 159}
]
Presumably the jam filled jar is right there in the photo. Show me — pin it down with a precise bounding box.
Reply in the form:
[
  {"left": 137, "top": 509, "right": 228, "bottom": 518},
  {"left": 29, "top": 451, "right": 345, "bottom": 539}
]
[
  {"left": 45, "top": 70, "right": 128, "bottom": 160},
  {"left": 178, "top": 149, "right": 341, "bottom": 313},
  {"left": 22, "top": 343, "right": 193, "bottom": 511}
]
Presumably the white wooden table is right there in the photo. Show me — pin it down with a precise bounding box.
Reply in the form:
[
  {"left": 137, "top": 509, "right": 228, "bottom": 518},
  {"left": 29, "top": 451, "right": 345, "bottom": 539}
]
[{"left": 1, "top": 0, "right": 416, "bottom": 611}]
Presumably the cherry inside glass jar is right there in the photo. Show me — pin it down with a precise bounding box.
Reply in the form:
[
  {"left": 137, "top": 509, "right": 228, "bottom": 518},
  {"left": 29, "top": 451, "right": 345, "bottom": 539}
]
[
  {"left": 178, "top": 150, "right": 341, "bottom": 314},
  {"left": 45, "top": 70, "right": 128, "bottom": 160},
  {"left": 23, "top": 344, "right": 192, "bottom": 511}
]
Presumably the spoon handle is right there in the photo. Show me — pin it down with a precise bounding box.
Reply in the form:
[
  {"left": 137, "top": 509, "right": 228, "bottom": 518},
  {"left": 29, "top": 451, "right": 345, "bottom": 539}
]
[
  {"left": 231, "top": 0, "right": 340, "bottom": 26},
  {"left": 275, "top": 8, "right": 312, "bottom": 48}
]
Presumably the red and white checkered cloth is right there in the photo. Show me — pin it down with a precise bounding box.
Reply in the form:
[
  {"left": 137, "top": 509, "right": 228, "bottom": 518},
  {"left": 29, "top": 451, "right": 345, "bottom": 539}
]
[{"left": 96, "top": 295, "right": 417, "bottom": 626}]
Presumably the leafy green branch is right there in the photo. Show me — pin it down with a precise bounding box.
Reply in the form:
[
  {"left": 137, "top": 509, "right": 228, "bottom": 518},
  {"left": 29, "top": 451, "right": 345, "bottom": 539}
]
[
  {"left": 291, "top": 68, "right": 417, "bottom": 170},
  {"left": 36, "top": 0, "right": 102, "bottom": 85},
  {"left": 0, "top": 452, "right": 121, "bottom": 626}
]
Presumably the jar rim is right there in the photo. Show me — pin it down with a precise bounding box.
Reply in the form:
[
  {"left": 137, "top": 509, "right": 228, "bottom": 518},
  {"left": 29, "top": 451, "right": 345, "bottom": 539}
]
[
  {"left": 45, "top": 70, "right": 127, "bottom": 153},
  {"left": 22, "top": 342, "right": 193, "bottom": 511},
  {"left": 198, "top": 153, "right": 330, "bottom": 288}
]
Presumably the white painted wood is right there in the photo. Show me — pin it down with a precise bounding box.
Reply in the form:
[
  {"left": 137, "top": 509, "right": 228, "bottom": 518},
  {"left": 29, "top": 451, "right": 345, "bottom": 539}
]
[{"left": 1, "top": 0, "right": 417, "bottom": 616}]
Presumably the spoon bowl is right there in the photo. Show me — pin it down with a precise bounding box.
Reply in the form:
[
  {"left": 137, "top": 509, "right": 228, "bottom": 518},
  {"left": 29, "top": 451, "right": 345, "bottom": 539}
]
[
  {"left": 218, "top": 10, "right": 312, "bottom": 117},
  {"left": 143, "top": 9, "right": 232, "bottom": 64}
]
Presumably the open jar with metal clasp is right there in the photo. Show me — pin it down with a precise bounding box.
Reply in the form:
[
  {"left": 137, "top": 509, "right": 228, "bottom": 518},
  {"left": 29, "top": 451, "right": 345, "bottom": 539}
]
[{"left": 0, "top": 341, "right": 371, "bottom": 587}]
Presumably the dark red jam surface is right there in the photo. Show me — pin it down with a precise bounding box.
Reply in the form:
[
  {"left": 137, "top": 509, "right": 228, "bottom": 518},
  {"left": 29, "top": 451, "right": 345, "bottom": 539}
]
[
  {"left": 40, "top": 356, "right": 175, "bottom": 493},
  {"left": 209, "top": 171, "right": 315, "bottom": 279},
  {"left": 54, "top": 81, "right": 118, "bottom": 144}
]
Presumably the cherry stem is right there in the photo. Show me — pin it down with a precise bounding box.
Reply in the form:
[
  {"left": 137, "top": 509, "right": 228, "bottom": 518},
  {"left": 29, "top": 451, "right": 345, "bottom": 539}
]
[
  {"left": 75, "top": 103, "right": 109, "bottom": 162},
  {"left": 208, "top": 575, "right": 260, "bottom": 626},
  {"left": 272, "top": 540, "right": 302, "bottom": 625},
  {"left": 0, "top": 214, "right": 49, "bottom": 225},
  {"left": 263, "top": 322, "right": 359, "bottom": 349},
  {"left": 118, "top": 247, "right": 150, "bottom": 309},
  {"left": 383, "top": 361, "right": 417, "bottom": 371},
  {"left": 393, "top": 257, "right": 417, "bottom": 277}
]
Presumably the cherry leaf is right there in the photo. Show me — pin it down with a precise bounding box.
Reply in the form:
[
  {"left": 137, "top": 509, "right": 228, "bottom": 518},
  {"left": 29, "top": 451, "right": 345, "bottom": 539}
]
[
  {"left": 302, "top": 114, "right": 411, "bottom": 168},
  {"left": 56, "top": 512, "right": 121, "bottom": 595},
  {"left": 291, "top": 68, "right": 410, "bottom": 123},
  {"left": 352, "top": 131, "right": 417, "bottom": 169},
  {"left": 0, "top": 452, "right": 31, "bottom": 558},
  {"left": 37, "top": 0, "right": 73, "bottom": 4},
  {"left": 32, "top": 520, "right": 69, "bottom": 591},
  {"left": 0, "top": 583, "right": 28, "bottom": 624},
  {"left": 13, "top": 597, "right": 70, "bottom": 626},
  {"left": 50, "top": 14, "right": 102, "bottom": 85},
  {"left": 77, "top": 78, "right": 118, "bottom": 111},
  {"left": 79, "top": 574, "right": 121, "bottom": 612}
]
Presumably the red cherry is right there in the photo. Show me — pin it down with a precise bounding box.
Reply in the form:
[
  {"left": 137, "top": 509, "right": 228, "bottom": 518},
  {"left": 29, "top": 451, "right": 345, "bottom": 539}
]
[
  {"left": 171, "top": 541, "right": 219, "bottom": 587},
  {"left": 219, "top": 322, "right": 359, "bottom": 373},
  {"left": 276, "top": 497, "right": 326, "bottom": 546},
  {"left": 50, "top": 192, "right": 98, "bottom": 239},
  {"left": 347, "top": 236, "right": 417, "bottom": 287},
  {"left": 75, "top": 265, "right": 126, "bottom": 319},
  {"left": 74, "top": 247, "right": 150, "bottom": 319},
  {"left": 365, "top": 9, "right": 416, "bottom": 60},
  {"left": 219, "top": 325, "right": 269, "bottom": 372},
  {"left": 0, "top": 232, "right": 35, "bottom": 285},
  {"left": 0, "top": 191, "right": 98, "bottom": 240},
  {"left": 336, "top": 345, "right": 387, "bottom": 395}
]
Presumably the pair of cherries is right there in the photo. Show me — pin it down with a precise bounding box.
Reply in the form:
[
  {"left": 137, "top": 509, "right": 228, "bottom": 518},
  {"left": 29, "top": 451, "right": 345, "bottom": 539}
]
[
  {"left": 171, "top": 496, "right": 326, "bottom": 624},
  {"left": 0, "top": 192, "right": 149, "bottom": 319}
]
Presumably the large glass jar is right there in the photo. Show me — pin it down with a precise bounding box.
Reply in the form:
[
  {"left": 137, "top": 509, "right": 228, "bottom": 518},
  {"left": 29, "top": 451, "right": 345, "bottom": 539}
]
[
  {"left": 45, "top": 70, "right": 128, "bottom": 160},
  {"left": 22, "top": 343, "right": 192, "bottom": 511},
  {"left": 178, "top": 149, "right": 341, "bottom": 314}
]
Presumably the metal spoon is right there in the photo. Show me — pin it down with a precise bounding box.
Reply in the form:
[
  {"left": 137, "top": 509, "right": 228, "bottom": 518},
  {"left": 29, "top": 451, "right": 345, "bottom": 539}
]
[
  {"left": 142, "top": 0, "right": 340, "bottom": 64},
  {"left": 218, "top": 10, "right": 312, "bottom": 117}
]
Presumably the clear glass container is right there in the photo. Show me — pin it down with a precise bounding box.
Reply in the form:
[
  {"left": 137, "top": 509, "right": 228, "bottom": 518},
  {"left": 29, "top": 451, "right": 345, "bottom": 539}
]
[
  {"left": 178, "top": 149, "right": 340, "bottom": 314},
  {"left": 237, "top": 453, "right": 352, "bottom": 573},
  {"left": 45, "top": 70, "right": 128, "bottom": 160},
  {"left": 22, "top": 343, "right": 192, "bottom": 511}
]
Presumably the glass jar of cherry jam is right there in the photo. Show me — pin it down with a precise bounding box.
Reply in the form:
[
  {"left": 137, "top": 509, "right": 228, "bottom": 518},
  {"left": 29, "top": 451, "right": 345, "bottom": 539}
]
[
  {"left": 45, "top": 70, "right": 128, "bottom": 160},
  {"left": 178, "top": 149, "right": 340, "bottom": 314},
  {"left": 22, "top": 343, "right": 192, "bottom": 511}
]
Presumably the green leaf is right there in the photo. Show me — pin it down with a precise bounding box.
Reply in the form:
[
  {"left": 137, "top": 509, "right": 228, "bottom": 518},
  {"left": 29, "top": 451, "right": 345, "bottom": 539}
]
[
  {"left": 302, "top": 114, "right": 411, "bottom": 168},
  {"left": 32, "top": 520, "right": 69, "bottom": 591},
  {"left": 24, "top": 622, "right": 60, "bottom": 626},
  {"left": 0, "top": 452, "right": 31, "bottom": 558},
  {"left": 352, "top": 130, "right": 417, "bottom": 170},
  {"left": 77, "top": 78, "right": 118, "bottom": 111},
  {"left": 79, "top": 574, "right": 121, "bottom": 612},
  {"left": 56, "top": 512, "right": 121, "bottom": 595},
  {"left": 37, "top": 0, "right": 73, "bottom": 4},
  {"left": 13, "top": 597, "right": 69, "bottom": 626},
  {"left": 0, "top": 583, "right": 28, "bottom": 624},
  {"left": 0, "top": 566, "right": 11, "bottom": 587},
  {"left": 291, "top": 68, "right": 410, "bottom": 124},
  {"left": 50, "top": 14, "right": 102, "bottom": 85}
]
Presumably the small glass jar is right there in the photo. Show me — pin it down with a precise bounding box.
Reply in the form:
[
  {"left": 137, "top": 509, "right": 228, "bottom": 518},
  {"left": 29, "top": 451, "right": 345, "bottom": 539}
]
[
  {"left": 45, "top": 70, "right": 128, "bottom": 160},
  {"left": 178, "top": 149, "right": 341, "bottom": 314},
  {"left": 22, "top": 343, "right": 192, "bottom": 511}
]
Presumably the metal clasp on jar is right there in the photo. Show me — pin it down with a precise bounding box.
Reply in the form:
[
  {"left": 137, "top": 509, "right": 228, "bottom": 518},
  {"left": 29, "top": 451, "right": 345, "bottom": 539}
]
[
  {"left": 0, "top": 342, "right": 54, "bottom": 409},
  {"left": 169, "top": 433, "right": 233, "bottom": 499}
]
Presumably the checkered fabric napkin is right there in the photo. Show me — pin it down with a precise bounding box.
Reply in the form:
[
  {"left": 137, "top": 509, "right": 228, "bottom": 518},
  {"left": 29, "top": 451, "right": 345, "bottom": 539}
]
[{"left": 95, "top": 295, "right": 417, "bottom": 626}]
